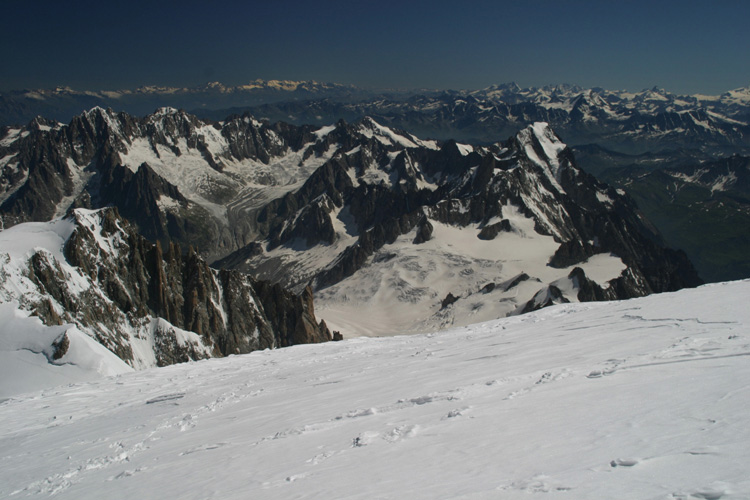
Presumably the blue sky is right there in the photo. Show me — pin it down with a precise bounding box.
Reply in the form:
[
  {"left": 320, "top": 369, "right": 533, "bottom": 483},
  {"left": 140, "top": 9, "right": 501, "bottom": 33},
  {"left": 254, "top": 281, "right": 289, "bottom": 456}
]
[{"left": 2, "top": 0, "right": 748, "bottom": 94}]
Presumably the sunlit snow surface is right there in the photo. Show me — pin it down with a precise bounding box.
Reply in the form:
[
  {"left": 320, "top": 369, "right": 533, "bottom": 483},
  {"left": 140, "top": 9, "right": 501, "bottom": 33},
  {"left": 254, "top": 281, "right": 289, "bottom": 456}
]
[
  {"left": 316, "top": 208, "right": 626, "bottom": 338},
  {"left": 1, "top": 280, "right": 749, "bottom": 499}
]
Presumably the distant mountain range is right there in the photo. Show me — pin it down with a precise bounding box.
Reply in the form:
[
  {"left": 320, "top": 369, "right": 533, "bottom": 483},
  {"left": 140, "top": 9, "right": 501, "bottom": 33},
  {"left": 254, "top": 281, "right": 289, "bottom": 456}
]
[
  {"left": 0, "top": 107, "right": 700, "bottom": 339},
  {"left": 3, "top": 80, "right": 750, "bottom": 157},
  {"left": 221, "top": 83, "right": 750, "bottom": 157},
  {"left": 0, "top": 79, "right": 372, "bottom": 127}
]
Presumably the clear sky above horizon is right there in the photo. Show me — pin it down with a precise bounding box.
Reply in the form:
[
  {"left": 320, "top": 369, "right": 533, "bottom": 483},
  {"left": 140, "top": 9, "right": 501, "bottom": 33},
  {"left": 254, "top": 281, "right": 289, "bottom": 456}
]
[{"left": 2, "top": 0, "right": 749, "bottom": 95}]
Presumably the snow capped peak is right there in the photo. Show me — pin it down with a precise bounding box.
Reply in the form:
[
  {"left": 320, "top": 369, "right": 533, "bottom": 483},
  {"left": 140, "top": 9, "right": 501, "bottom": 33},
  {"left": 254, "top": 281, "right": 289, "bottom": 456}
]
[
  {"left": 530, "top": 122, "right": 566, "bottom": 149},
  {"left": 515, "top": 122, "right": 569, "bottom": 190},
  {"left": 84, "top": 105, "right": 113, "bottom": 116},
  {"left": 518, "top": 122, "right": 566, "bottom": 161},
  {"left": 202, "top": 81, "right": 227, "bottom": 92},
  {"left": 153, "top": 106, "right": 180, "bottom": 116},
  {"left": 355, "top": 116, "right": 419, "bottom": 149}
]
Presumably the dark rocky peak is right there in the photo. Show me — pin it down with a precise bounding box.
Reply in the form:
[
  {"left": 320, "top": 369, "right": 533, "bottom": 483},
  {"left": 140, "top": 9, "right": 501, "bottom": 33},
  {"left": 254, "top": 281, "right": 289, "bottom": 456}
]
[
  {"left": 27, "top": 115, "right": 61, "bottom": 132},
  {"left": 269, "top": 193, "right": 339, "bottom": 250},
  {"left": 93, "top": 160, "right": 187, "bottom": 244},
  {"left": 256, "top": 157, "right": 354, "bottom": 244},
  {"left": 268, "top": 120, "right": 321, "bottom": 151},
  {"left": 391, "top": 150, "right": 426, "bottom": 190},
  {"left": 64, "top": 107, "right": 139, "bottom": 161},
  {"left": 79, "top": 107, "right": 137, "bottom": 140},
  {"left": 144, "top": 107, "right": 210, "bottom": 142},
  {"left": 217, "top": 113, "right": 273, "bottom": 162},
  {"left": 23, "top": 207, "right": 334, "bottom": 367},
  {"left": 509, "top": 122, "right": 571, "bottom": 186}
]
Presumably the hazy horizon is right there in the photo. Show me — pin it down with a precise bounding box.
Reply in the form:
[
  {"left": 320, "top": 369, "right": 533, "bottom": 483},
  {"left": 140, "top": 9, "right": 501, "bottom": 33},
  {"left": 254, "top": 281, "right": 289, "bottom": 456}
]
[{"left": 2, "top": 0, "right": 749, "bottom": 95}]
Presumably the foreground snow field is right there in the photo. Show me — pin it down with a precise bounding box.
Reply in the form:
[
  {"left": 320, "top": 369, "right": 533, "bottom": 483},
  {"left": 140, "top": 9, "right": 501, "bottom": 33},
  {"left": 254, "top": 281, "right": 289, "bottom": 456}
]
[{"left": 1, "top": 280, "right": 749, "bottom": 499}]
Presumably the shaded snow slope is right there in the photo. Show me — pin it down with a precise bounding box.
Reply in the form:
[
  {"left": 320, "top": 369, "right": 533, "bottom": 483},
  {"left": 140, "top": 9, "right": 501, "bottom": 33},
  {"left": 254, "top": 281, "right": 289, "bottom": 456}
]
[
  {"left": 1, "top": 280, "right": 748, "bottom": 499},
  {"left": 0, "top": 302, "right": 132, "bottom": 400}
]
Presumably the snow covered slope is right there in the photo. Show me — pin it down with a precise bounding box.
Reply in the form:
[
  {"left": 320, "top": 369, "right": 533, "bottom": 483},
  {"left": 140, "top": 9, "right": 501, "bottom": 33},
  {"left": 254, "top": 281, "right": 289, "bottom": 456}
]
[
  {"left": 0, "top": 302, "right": 132, "bottom": 400},
  {"left": 1, "top": 280, "right": 748, "bottom": 499}
]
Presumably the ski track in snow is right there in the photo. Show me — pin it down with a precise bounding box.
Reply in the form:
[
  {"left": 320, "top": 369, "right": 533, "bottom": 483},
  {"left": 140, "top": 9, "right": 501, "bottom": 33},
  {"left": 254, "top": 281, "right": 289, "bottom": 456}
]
[{"left": 1, "top": 280, "right": 750, "bottom": 499}]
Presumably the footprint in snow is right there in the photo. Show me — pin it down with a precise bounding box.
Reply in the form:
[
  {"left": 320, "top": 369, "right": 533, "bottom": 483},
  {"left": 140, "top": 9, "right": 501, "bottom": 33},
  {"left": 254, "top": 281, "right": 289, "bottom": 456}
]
[
  {"left": 587, "top": 359, "right": 624, "bottom": 378},
  {"left": 443, "top": 406, "right": 471, "bottom": 419},
  {"left": 384, "top": 424, "right": 419, "bottom": 443},
  {"left": 497, "top": 474, "right": 573, "bottom": 493},
  {"left": 179, "top": 442, "right": 228, "bottom": 456},
  {"left": 671, "top": 484, "right": 729, "bottom": 500},
  {"left": 610, "top": 457, "right": 640, "bottom": 467},
  {"left": 107, "top": 467, "right": 147, "bottom": 481},
  {"left": 306, "top": 450, "right": 336, "bottom": 465},
  {"left": 352, "top": 431, "right": 380, "bottom": 447},
  {"left": 145, "top": 392, "right": 185, "bottom": 404},
  {"left": 586, "top": 369, "right": 616, "bottom": 378}
]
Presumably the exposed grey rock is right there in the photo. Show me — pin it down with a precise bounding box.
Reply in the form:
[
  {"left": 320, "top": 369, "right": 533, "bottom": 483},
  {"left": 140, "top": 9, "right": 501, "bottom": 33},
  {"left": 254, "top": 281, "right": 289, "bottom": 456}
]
[
  {"left": 477, "top": 219, "right": 512, "bottom": 240},
  {"left": 441, "top": 293, "right": 459, "bottom": 309},
  {"left": 8, "top": 207, "right": 331, "bottom": 369},
  {"left": 413, "top": 216, "right": 433, "bottom": 244},
  {"left": 50, "top": 333, "right": 70, "bottom": 361}
]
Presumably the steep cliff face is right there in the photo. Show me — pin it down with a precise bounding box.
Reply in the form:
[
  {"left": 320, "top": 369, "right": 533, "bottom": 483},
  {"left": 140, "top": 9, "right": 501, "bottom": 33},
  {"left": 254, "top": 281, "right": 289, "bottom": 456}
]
[{"left": 0, "top": 207, "right": 331, "bottom": 369}]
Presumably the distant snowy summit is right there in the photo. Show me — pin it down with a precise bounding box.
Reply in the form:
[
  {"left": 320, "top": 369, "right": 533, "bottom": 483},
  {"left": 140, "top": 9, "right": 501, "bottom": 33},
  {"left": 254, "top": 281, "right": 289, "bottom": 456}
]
[
  {"left": 3, "top": 79, "right": 750, "bottom": 149},
  {"left": 0, "top": 79, "right": 367, "bottom": 126},
  {"left": 9, "top": 79, "right": 358, "bottom": 100}
]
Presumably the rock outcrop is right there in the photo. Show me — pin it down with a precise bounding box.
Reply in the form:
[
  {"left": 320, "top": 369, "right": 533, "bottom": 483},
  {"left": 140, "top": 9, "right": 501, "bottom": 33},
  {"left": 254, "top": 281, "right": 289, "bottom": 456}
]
[{"left": 0, "top": 208, "right": 331, "bottom": 369}]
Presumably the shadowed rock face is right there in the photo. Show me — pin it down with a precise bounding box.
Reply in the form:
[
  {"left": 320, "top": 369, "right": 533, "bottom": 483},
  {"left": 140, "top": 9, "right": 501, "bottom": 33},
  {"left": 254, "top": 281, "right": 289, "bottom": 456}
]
[{"left": 15, "top": 207, "right": 331, "bottom": 368}]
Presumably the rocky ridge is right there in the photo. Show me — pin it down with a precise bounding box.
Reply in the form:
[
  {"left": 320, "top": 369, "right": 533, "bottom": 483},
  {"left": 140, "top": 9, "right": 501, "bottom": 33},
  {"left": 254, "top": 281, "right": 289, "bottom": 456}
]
[{"left": 0, "top": 207, "right": 332, "bottom": 369}]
